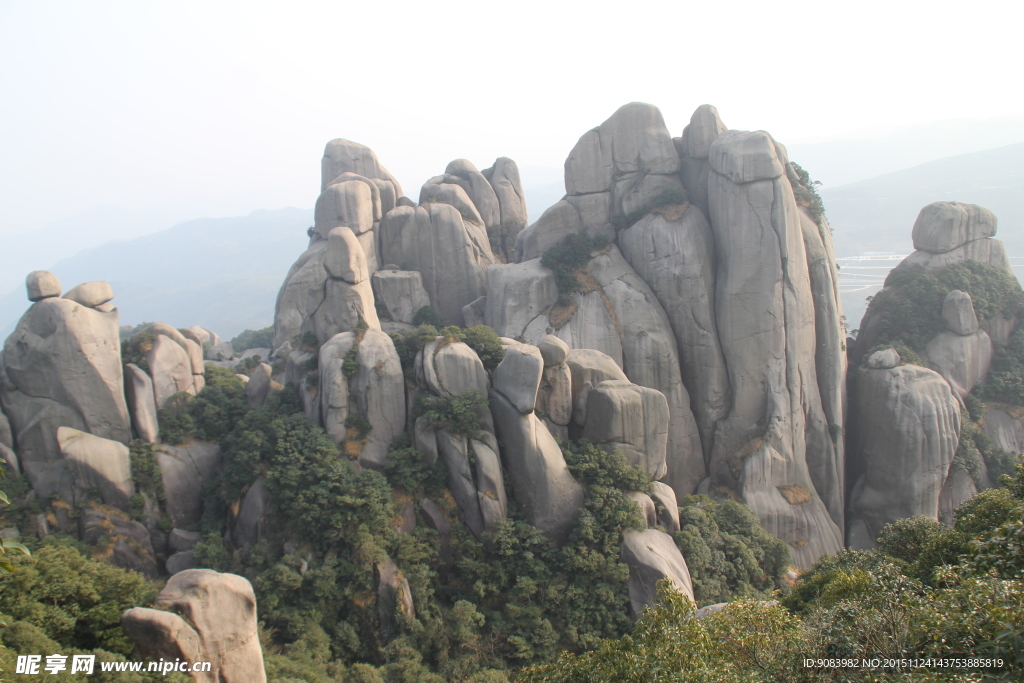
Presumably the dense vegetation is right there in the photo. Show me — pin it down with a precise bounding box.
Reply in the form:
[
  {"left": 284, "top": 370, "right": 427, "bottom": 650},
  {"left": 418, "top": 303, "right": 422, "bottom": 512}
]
[
  {"left": 862, "top": 262, "right": 1024, "bottom": 358},
  {"left": 521, "top": 463, "right": 1024, "bottom": 682},
  {"left": 232, "top": 326, "right": 275, "bottom": 353},
  {"left": 539, "top": 233, "right": 610, "bottom": 304}
]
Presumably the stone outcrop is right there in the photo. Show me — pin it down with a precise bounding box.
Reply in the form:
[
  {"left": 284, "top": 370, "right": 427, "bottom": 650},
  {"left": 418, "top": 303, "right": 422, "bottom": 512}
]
[
  {"left": 124, "top": 363, "right": 159, "bottom": 443},
  {"left": 272, "top": 225, "right": 379, "bottom": 356},
  {"left": 481, "top": 157, "right": 528, "bottom": 261},
  {"left": 704, "top": 127, "right": 844, "bottom": 566},
  {"left": 847, "top": 350, "right": 962, "bottom": 548},
  {"left": 80, "top": 504, "right": 158, "bottom": 577},
  {"left": 489, "top": 388, "right": 583, "bottom": 542},
  {"left": 318, "top": 330, "right": 405, "bottom": 470},
  {"left": 26, "top": 270, "right": 62, "bottom": 301},
  {"left": 649, "top": 481, "right": 681, "bottom": 533},
  {"left": 619, "top": 206, "right": 729, "bottom": 460},
  {"left": 676, "top": 104, "right": 728, "bottom": 220},
  {"left": 582, "top": 380, "right": 669, "bottom": 480},
  {"left": 380, "top": 203, "right": 495, "bottom": 325},
  {"left": 156, "top": 442, "right": 222, "bottom": 529},
  {"left": 372, "top": 269, "right": 430, "bottom": 324},
  {"left": 377, "top": 556, "right": 415, "bottom": 643},
  {"left": 0, "top": 292, "right": 130, "bottom": 489},
  {"left": 620, "top": 529, "right": 694, "bottom": 619},
  {"left": 57, "top": 427, "right": 134, "bottom": 508},
  {"left": 122, "top": 569, "right": 266, "bottom": 683},
  {"left": 890, "top": 202, "right": 1012, "bottom": 278}
]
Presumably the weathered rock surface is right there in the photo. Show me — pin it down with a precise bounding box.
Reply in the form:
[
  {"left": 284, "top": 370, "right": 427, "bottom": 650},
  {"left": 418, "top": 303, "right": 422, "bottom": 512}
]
[
  {"left": 912, "top": 202, "right": 998, "bottom": 253},
  {"left": 706, "top": 129, "right": 844, "bottom": 566},
  {"left": 169, "top": 528, "right": 202, "bottom": 553},
  {"left": 489, "top": 390, "right": 583, "bottom": 542},
  {"left": 377, "top": 556, "right": 415, "bottom": 643},
  {"left": 445, "top": 159, "right": 501, "bottom": 229},
  {"left": 924, "top": 330, "right": 993, "bottom": 401},
  {"left": 0, "top": 297, "right": 130, "bottom": 489},
  {"left": 271, "top": 239, "right": 329, "bottom": 354},
  {"left": 892, "top": 236, "right": 1013, "bottom": 277},
  {"left": 321, "top": 139, "right": 402, "bottom": 200},
  {"left": 481, "top": 157, "right": 528, "bottom": 260},
  {"left": 26, "top": 270, "right": 61, "bottom": 301},
  {"left": 582, "top": 380, "right": 669, "bottom": 480},
  {"left": 679, "top": 104, "right": 728, "bottom": 160},
  {"left": 318, "top": 330, "right": 405, "bottom": 470},
  {"left": 626, "top": 491, "right": 658, "bottom": 528},
  {"left": 649, "top": 481, "right": 681, "bottom": 533},
  {"left": 206, "top": 340, "right": 235, "bottom": 361},
  {"left": 484, "top": 259, "right": 558, "bottom": 339},
  {"left": 537, "top": 334, "right": 569, "bottom": 366},
  {"left": 245, "top": 363, "right": 273, "bottom": 408},
  {"left": 587, "top": 246, "right": 705, "bottom": 496},
  {"left": 943, "top": 290, "right": 979, "bottom": 335},
  {"left": 420, "top": 178, "right": 486, "bottom": 228},
  {"left": 619, "top": 207, "right": 729, "bottom": 458},
  {"left": 620, "top": 529, "right": 694, "bottom": 619},
  {"left": 983, "top": 407, "right": 1024, "bottom": 456},
  {"left": 848, "top": 360, "right": 961, "bottom": 547},
  {"left": 57, "top": 427, "right": 134, "bottom": 508},
  {"left": 324, "top": 226, "right": 368, "bottom": 283},
  {"left": 372, "top": 269, "right": 430, "bottom": 324},
  {"left": 233, "top": 478, "right": 268, "bottom": 548},
  {"left": 492, "top": 341, "right": 544, "bottom": 413},
  {"left": 429, "top": 340, "right": 490, "bottom": 397},
  {"left": 380, "top": 203, "right": 494, "bottom": 325},
  {"left": 166, "top": 550, "right": 197, "bottom": 575},
  {"left": 63, "top": 281, "right": 114, "bottom": 308},
  {"left": 124, "top": 363, "right": 159, "bottom": 443},
  {"left": 122, "top": 569, "right": 265, "bottom": 683},
  {"left": 156, "top": 442, "right": 222, "bottom": 529},
  {"left": 536, "top": 361, "right": 572, "bottom": 427},
  {"left": 147, "top": 334, "right": 196, "bottom": 408},
  {"left": 80, "top": 505, "right": 158, "bottom": 577}
]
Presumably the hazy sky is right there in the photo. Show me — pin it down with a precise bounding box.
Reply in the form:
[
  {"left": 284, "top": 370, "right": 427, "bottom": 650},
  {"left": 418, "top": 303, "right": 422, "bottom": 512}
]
[{"left": 1, "top": 0, "right": 1021, "bottom": 238}]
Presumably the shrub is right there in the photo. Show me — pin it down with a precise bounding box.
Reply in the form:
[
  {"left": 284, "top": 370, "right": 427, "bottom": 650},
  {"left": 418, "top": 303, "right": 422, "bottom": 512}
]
[
  {"left": 230, "top": 326, "right": 274, "bottom": 353},
  {"left": 418, "top": 390, "right": 489, "bottom": 439},
  {"left": 413, "top": 306, "right": 446, "bottom": 328},
  {"left": 977, "top": 326, "right": 1024, "bottom": 404},
  {"left": 864, "top": 262, "right": 1024, "bottom": 360},
  {"left": 674, "top": 495, "right": 790, "bottom": 605},
  {"left": 384, "top": 443, "right": 447, "bottom": 499},
  {"left": 458, "top": 325, "right": 505, "bottom": 371},
  {"left": 540, "top": 233, "right": 610, "bottom": 297},
  {"left": 789, "top": 161, "right": 826, "bottom": 226}
]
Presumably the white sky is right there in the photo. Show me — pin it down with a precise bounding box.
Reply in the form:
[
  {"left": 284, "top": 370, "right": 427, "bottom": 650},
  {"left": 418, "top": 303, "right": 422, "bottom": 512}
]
[{"left": 1, "top": 0, "right": 1021, "bottom": 237}]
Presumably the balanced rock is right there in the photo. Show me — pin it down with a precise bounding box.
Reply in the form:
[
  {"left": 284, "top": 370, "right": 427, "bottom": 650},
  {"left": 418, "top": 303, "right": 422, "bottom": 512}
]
[
  {"left": 0, "top": 296, "right": 130, "bottom": 489},
  {"left": 26, "top": 270, "right": 61, "bottom": 301},
  {"left": 537, "top": 334, "right": 569, "bottom": 366},
  {"left": 324, "top": 226, "right": 368, "bottom": 283},
  {"left": 63, "top": 281, "right": 114, "bottom": 308},
  {"left": 169, "top": 528, "right": 202, "bottom": 553},
  {"left": 492, "top": 341, "right": 544, "bottom": 413},
  {"left": 620, "top": 529, "right": 694, "bottom": 619},
  {"left": 866, "top": 348, "right": 900, "bottom": 369},
  {"left": 122, "top": 569, "right": 266, "bottom": 683},
  {"left": 943, "top": 290, "right": 979, "bottom": 335},
  {"left": 912, "top": 202, "right": 997, "bottom": 254},
  {"left": 206, "top": 340, "right": 235, "bottom": 361}
]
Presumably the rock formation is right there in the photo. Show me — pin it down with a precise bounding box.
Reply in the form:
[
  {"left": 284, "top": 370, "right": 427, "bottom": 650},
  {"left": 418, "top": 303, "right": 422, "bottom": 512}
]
[
  {"left": 890, "top": 202, "right": 1012, "bottom": 277},
  {"left": 620, "top": 528, "right": 695, "bottom": 619},
  {"left": 122, "top": 569, "right": 266, "bottom": 683},
  {"left": 847, "top": 349, "right": 962, "bottom": 548},
  {"left": 0, "top": 274, "right": 130, "bottom": 489}
]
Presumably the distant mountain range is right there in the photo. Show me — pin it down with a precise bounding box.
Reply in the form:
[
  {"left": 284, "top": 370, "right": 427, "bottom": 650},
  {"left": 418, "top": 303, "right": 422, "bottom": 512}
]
[{"left": 0, "top": 208, "right": 311, "bottom": 339}]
